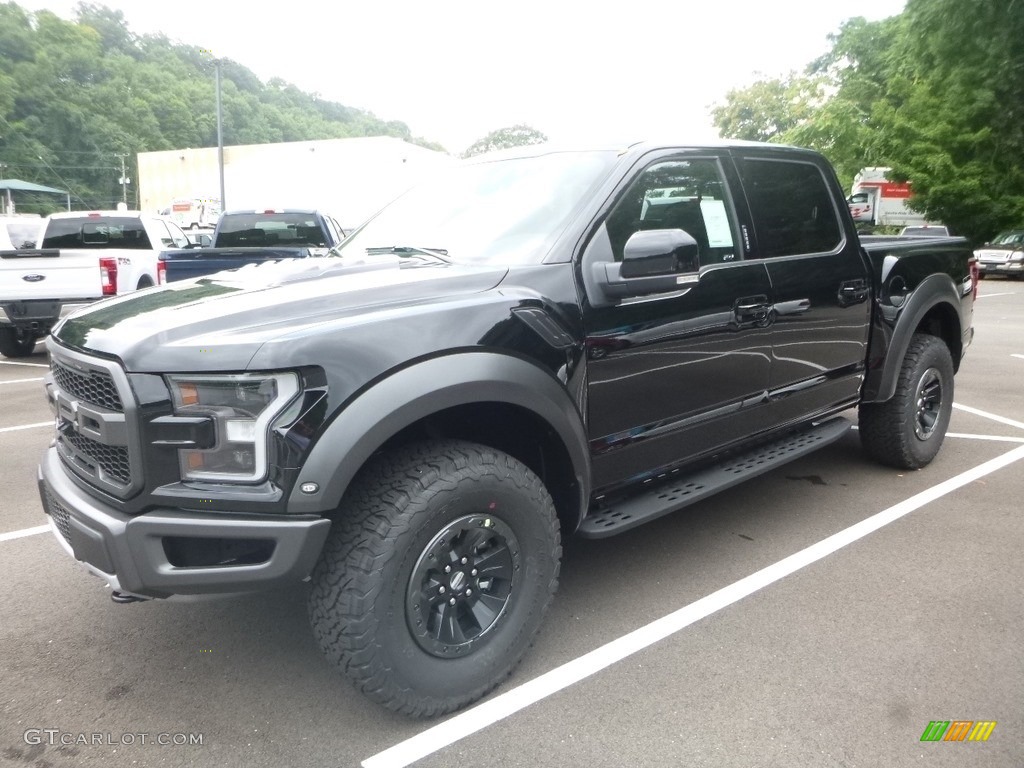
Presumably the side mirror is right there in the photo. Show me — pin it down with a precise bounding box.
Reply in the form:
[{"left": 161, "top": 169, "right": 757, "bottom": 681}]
[
  {"left": 620, "top": 229, "right": 700, "bottom": 278},
  {"left": 593, "top": 229, "right": 702, "bottom": 301}
]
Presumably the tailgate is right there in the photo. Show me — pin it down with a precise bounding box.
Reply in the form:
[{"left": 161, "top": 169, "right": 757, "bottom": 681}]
[
  {"left": 0, "top": 249, "right": 102, "bottom": 301},
  {"left": 161, "top": 247, "right": 310, "bottom": 282}
]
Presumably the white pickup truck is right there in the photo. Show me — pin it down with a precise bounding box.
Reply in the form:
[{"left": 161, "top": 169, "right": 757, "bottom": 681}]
[{"left": 0, "top": 211, "right": 191, "bottom": 358}]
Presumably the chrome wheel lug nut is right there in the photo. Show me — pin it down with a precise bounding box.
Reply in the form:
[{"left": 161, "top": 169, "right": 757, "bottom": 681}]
[
  {"left": 449, "top": 597, "right": 456, "bottom": 605},
  {"left": 471, "top": 568, "right": 478, "bottom": 576},
  {"left": 461, "top": 557, "right": 468, "bottom": 565},
  {"left": 439, "top": 586, "right": 446, "bottom": 594},
  {"left": 444, "top": 565, "right": 452, "bottom": 573},
  {"left": 466, "top": 589, "right": 472, "bottom": 596}
]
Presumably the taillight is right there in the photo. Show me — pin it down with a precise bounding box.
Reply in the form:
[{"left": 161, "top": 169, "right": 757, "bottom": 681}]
[
  {"left": 157, "top": 259, "right": 167, "bottom": 285},
  {"left": 100, "top": 257, "right": 118, "bottom": 295}
]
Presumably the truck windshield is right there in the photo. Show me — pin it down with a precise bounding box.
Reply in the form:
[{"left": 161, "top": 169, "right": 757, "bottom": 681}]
[{"left": 340, "top": 149, "right": 619, "bottom": 265}]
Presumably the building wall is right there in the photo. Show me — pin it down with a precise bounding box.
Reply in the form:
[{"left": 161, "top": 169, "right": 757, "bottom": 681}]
[{"left": 138, "top": 137, "right": 455, "bottom": 229}]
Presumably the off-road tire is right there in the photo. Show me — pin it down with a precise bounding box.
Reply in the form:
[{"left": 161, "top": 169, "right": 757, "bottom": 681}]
[
  {"left": 0, "top": 327, "right": 37, "bottom": 358},
  {"left": 308, "top": 439, "right": 561, "bottom": 717},
  {"left": 859, "top": 333, "right": 954, "bottom": 469}
]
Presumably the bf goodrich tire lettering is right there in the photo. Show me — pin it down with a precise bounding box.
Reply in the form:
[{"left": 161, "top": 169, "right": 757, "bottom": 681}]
[
  {"left": 307, "top": 439, "right": 561, "bottom": 717},
  {"left": 858, "top": 333, "right": 955, "bottom": 469}
]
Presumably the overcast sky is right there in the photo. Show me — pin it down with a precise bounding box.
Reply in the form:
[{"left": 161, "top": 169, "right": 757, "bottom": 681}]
[{"left": 17, "top": 0, "right": 907, "bottom": 154}]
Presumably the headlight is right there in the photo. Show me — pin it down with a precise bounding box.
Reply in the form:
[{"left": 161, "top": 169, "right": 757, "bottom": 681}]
[{"left": 166, "top": 373, "right": 300, "bottom": 482}]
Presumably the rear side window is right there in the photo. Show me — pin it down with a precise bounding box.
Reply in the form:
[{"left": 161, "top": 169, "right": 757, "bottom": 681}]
[
  {"left": 740, "top": 159, "right": 843, "bottom": 258},
  {"left": 42, "top": 217, "right": 153, "bottom": 250}
]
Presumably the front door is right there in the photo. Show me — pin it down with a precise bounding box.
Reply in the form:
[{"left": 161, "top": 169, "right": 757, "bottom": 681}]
[{"left": 580, "top": 153, "right": 774, "bottom": 493}]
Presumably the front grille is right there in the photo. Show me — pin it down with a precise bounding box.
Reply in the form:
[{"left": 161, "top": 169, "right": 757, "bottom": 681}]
[
  {"left": 46, "top": 490, "right": 73, "bottom": 545},
  {"left": 49, "top": 347, "right": 140, "bottom": 499},
  {"left": 51, "top": 360, "right": 123, "bottom": 412},
  {"left": 60, "top": 431, "right": 132, "bottom": 486}
]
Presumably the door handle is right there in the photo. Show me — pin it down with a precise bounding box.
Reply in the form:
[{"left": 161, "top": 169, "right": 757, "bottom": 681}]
[
  {"left": 838, "top": 279, "right": 869, "bottom": 306},
  {"left": 734, "top": 295, "right": 771, "bottom": 325}
]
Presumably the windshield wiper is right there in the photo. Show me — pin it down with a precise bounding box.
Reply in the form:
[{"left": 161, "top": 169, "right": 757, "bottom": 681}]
[{"left": 364, "top": 245, "right": 452, "bottom": 264}]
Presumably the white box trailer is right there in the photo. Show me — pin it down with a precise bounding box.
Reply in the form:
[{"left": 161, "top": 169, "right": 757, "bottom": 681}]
[{"left": 847, "top": 167, "right": 928, "bottom": 227}]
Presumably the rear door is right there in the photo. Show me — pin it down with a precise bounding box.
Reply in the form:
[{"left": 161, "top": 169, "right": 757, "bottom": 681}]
[{"left": 732, "top": 151, "right": 871, "bottom": 427}]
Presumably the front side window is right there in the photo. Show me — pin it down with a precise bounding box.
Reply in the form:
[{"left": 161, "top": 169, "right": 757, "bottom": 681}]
[
  {"left": 740, "top": 159, "right": 843, "bottom": 258},
  {"left": 605, "top": 158, "right": 739, "bottom": 265}
]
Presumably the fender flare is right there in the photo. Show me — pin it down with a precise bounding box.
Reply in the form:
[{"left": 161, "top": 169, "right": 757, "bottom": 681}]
[
  {"left": 862, "top": 273, "right": 962, "bottom": 403},
  {"left": 287, "top": 352, "right": 591, "bottom": 524}
]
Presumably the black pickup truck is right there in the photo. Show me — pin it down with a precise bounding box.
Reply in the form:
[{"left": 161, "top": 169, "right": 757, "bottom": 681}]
[
  {"left": 37, "top": 141, "right": 975, "bottom": 717},
  {"left": 156, "top": 208, "right": 347, "bottom": 283}
]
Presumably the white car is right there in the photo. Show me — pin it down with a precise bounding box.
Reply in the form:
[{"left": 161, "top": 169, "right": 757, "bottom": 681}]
[
  {"left": 974, "top": 229, "right": 1024, "bottom": 279},
  {"left": 39, "top": 210, "right": 191, "bottom": 292}
]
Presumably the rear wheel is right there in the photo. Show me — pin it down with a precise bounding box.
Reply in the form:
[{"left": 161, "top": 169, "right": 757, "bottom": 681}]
[
  {"left": 859, "top": 333, "right": 954, "bottom": 469},
  {"left": 308, "top": 440, "right": 561, "bottom": 716},
  {"left": 0, "top": 327, "right": 37, "bottom": 358}
]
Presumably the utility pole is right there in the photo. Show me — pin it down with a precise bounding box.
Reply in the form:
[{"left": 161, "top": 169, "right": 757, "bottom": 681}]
[
  {"left": 215, "top": 60, "right": 226, "bottom": 210},
  {"left": 117, "top": 154, "right": 130, "bottom": 207},
  {"left": 0, "top": 162, "right": 6, "bottom": 215}
]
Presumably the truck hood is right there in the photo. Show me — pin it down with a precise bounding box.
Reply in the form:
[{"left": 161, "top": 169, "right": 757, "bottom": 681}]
[{"left": 53, "top": 256, "right": 509, "bottom": 371}]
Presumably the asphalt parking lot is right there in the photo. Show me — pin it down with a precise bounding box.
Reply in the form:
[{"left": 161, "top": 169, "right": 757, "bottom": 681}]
[{"left": 1, "top": 284, "right": 1022, "bottom": 768}]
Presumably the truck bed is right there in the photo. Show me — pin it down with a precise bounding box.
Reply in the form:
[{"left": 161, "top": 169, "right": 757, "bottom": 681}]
[{"left": 158, "top": 246, "right": 319, "bottom": 283}]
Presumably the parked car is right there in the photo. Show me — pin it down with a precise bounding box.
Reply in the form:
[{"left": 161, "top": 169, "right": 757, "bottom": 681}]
[
  {"left": 38, "top": 141, "right": 975, "bottom": 716},
  {"left": 185, "top": 230, "right": 214, "bottom": 248},
  {"left": 0, "top": 211, "right": 189, "bottom": 357},
  {"left": 899, "top": 224, "right": 951, "bottom": 237},
  {"left": 974, "top": 228, "right": 1024, "bottom": 279},
  {"left": 157, "top": 208, "right": 347, "bottom": 283}
]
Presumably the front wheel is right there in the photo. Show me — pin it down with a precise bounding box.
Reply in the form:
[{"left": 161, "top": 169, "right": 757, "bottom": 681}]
[
  {"left": 308, "top": 440, "right": 561, "bottom": 716},
  {"left": 0, "top": 327, "right": 38, "bottom": 358},
  {"left": 859, "top": 333, "right": 955, "bottom": 469}
]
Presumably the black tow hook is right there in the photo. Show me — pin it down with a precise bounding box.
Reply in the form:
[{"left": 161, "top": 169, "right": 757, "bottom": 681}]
[{"left": 111, "top": 591, "right": 148, "bottom": 604}]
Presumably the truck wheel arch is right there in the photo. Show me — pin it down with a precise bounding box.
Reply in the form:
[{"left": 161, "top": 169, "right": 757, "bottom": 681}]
[
  {"left": 288, "top": 353, "right": 591, "bottom": 531},
  {"left": 862, "top": 273, "right": 964, "bottom": 403}
]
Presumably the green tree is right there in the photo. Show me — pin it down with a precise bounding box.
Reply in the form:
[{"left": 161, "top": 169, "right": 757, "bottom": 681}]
[
  {"left": 872, "top": 0, "right": 1024, "bottom": 241},
  {"left": 710, "top": 74, "right": 822, "bottom": 143},
  {"left": 0, "top": 1, "right": 446, "bottom": 212},
  {"left": 462, "top": 125, "right": 548, "bottom": 158}
]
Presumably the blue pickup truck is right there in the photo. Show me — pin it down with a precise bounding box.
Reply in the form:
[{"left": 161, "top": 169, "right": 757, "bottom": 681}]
[{"left": 157, "top": 209, "right": 347, "bottom": 283}]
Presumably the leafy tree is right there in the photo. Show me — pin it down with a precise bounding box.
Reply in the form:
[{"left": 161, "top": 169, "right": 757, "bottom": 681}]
[
  {"left": 0, "top": 1, "right": 446, "bottom": 213},
  {"left": 710, "top": 75, "right": 822, "bottom": 143},
  {"left": 711, "top": 3, "right": 1024, "bottom": 242},
  {"left": 462, "top": 125, "right": 548, "bottom": 158},
  {"left": 872, "top": 0, "right": 1024, "bottom": 241}
]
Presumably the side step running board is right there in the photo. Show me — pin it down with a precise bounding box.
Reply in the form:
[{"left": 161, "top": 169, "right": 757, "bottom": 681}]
[{"left": 579, "top": 417, "right": 852, "bottom": 538}]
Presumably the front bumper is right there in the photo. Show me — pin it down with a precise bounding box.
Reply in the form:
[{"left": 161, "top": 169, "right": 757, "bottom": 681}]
[
  {"left": 977, "top": 261, "right": 1024, "bottom": 275},
  {"left": 38, "top": 446, "right": 331, "bottom": 599}
]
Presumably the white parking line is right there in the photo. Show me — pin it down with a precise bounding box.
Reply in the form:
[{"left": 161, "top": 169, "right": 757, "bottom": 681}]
[
  {"left": 952, "top": 402, "right": 1024, "bottom": 431},
  {"left": 0, "top": 377, "right": 45, "bottom": 385},
  {"left": 977, "top": 292, "right": 1017, "bottom": 298},
  {"left": 1012, "top": 354, "right": 1024, "bottom": 361},
  {"left": 0, "top": 360, "right": 48, "bottom": 368},
  {"left": 946, "top": 432, "right": 1024, "bottom": 443},
  {"left": 363, "top": 443, "right": 1024, "bottom": 768},
  {"left": 0, "top": 422, "right": 51, "bottom": 433},
  {"left": 0, "top": 525, "right": 49, "bottom": 543}
]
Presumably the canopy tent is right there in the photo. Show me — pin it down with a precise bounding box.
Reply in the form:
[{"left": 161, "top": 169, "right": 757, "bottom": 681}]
[{"left": 0, "top": 178, "right": 70, "bottom": 214}]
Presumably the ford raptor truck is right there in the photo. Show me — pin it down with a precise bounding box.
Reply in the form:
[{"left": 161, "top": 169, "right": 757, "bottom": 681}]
[{"left": 37, "top": 141, "right": 975, "bottom": 717}]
